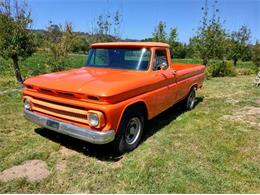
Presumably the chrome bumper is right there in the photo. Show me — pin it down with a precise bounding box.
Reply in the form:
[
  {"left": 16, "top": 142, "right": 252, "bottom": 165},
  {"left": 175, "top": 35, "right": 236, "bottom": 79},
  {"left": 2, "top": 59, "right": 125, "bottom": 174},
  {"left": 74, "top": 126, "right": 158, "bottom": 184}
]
[{"left": 24, "top": 109, "right": 115, "bottom": 144}]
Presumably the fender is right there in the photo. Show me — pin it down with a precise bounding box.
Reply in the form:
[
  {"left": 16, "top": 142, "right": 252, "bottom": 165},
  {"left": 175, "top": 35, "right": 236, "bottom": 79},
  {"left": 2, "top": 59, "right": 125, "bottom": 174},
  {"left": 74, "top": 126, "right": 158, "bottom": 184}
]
[{"left": 116, "top": 100, "right": 148, "bottom": 132}]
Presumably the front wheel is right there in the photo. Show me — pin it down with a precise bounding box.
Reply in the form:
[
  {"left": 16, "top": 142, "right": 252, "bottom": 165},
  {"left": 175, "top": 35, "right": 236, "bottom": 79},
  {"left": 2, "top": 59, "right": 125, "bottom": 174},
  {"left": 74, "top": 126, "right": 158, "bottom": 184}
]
[{"left": 113, "top": 108, "right": 144, "bottom": 154}]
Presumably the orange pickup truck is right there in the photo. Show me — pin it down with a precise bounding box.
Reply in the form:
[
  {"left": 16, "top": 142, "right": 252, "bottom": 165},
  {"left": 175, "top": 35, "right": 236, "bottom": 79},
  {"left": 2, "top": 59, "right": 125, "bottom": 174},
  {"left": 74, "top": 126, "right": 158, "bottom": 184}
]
[{"left": 23, "top": 42, "right": 205, "bottom": 153}]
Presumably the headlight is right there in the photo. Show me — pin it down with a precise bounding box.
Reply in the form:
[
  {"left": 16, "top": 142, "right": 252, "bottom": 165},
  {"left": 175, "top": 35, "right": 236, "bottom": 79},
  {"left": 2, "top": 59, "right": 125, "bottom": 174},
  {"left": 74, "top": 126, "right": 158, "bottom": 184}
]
[
  {"left": 88, "top": 112, "right": 99, "bottom": 127},
  {"left": 24, "top": 98, "right": 31, "bottom": 110}
]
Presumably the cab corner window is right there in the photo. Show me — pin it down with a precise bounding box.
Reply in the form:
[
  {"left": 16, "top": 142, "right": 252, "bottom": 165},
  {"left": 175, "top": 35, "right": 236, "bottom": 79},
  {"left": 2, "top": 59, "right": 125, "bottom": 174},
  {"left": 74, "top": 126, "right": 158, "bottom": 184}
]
[{"left": 153, "top": 49, "right": 168, "bottom": 71}]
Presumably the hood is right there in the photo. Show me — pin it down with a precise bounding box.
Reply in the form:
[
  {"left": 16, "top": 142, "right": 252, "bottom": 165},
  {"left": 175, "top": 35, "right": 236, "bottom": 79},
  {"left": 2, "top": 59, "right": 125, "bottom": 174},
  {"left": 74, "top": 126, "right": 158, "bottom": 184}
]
[{"left": 24, "top": 67, "right": 159, "bottom": 102}]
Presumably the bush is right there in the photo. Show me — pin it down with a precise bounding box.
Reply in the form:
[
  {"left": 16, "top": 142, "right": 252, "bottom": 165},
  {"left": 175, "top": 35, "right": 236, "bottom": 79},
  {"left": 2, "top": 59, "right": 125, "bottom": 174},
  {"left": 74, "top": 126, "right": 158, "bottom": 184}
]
[
  {"left": 236, "top": 61, "right": 259, "bottom": 74},
  {"left": 236, "top": 61, "right": 256, "bottom": 69},
  {"left": 236, "top": 68, "right": 255, "bottom": 76},
  {"left": 172, "top": 58, "right": 203, "bottom": 64},
  {"left": 208, "top": 60, "right": 236, "bottom": 77},
  {"left": 252, "top": 43, "right": 260, "bottom": 71}
]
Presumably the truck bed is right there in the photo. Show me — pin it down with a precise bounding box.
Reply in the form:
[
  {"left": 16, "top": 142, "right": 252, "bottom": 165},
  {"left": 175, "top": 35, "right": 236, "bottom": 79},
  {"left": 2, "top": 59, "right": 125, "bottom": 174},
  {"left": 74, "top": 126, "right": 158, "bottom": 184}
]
[{"left": 172, "top": 63, "right": 205, "bottom": 81}]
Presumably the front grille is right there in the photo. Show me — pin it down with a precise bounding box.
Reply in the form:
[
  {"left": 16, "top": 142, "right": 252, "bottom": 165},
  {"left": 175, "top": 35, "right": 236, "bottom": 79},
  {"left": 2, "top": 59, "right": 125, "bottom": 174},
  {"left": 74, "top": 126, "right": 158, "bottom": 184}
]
[{"left": 27, "top": 96, "right": 89, "bottom": 124}]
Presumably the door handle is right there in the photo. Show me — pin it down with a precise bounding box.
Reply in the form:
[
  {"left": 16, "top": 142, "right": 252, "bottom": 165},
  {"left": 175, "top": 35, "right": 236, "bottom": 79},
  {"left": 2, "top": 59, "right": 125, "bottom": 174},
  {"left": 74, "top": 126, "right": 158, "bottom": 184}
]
[{"left": 172, "top": 70, "right": 177, "bottom": 75}]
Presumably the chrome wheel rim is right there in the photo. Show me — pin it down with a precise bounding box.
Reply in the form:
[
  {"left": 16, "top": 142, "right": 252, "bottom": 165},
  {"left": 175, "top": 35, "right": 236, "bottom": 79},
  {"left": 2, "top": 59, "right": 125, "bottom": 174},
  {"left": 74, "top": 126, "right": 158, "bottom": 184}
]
[
  {"left": 125, "top": 117, "right": 142, "bottom": 145},
  {"left": 187, "top": 90, "right": 195, "bottom": 109}
]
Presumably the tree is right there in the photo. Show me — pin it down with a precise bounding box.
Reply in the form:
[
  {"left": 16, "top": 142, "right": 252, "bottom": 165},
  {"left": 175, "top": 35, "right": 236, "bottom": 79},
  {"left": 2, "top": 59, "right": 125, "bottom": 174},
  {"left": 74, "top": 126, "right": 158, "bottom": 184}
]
[
  {"left": 46, "top": 22, "right": 77, "bottom": 71},
  {"left": 166, "top": 28, "right": 188, "bottom": 58},
  {"left": 190, "top": 0, "right": 227, "bottom": 65},
  {"left": 113, "top": 10, "right": 122, "bottom": 39},
  {"left": 34, "top": 30, "right": 45, "bottom": 50},
  {"left": 97, "top": 14, "right": 111, "bottom": 36},
  {"left": 168, "top": 27, "right": 177, "bottom": 57},
  {"left": 252, "top": 41, "right": 260, "bottom": 71},
  {"left": 72, "top": 35, "right": 89, "bottom": 54},
  {"left": 174, "top": 42, "right": 188, "bottom": 59},
  {"left": 92, "top": 10, "right": 122, "bottom": 43},
  {"left": 152, "top": 21, "right": 167, "bottom": 42},
  {"left": 168, "top": 27, "right": 177, "bottom": 46},
  {"left": 141, "top": 37, "right": 154, "bottom": 42},
  {"left": 0, "top": 0, "right": 36, "bottom": 83},
  {"left": 151, "top": 23, "right": 187, "bottom": 58},
  {"left": 228, "top": 26, "right": 251, "bottom": 66},
  {"left": 187, "top": 37, "right": 200, "bottom": 58}
]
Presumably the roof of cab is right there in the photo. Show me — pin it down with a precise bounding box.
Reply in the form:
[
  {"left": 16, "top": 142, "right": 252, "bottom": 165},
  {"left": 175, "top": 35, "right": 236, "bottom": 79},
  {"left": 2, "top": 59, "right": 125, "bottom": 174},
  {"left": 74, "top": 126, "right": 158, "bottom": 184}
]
[{"left": 91, "top": 42, "right": 170, "bottom": 48}]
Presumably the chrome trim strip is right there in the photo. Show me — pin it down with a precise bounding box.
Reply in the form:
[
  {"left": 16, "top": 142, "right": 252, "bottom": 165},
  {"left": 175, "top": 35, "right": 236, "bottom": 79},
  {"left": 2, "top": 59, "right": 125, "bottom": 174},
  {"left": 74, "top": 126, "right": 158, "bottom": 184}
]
[{"left": 24, "top": 109, "right": 115, "bottom": 144}]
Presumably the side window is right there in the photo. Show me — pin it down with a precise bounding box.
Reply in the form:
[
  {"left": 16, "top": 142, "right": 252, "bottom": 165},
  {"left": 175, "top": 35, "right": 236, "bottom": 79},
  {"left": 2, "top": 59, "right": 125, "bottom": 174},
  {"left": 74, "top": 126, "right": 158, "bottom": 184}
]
[{"left": 153, "top": 49, "right": 168, "bottom": 70}]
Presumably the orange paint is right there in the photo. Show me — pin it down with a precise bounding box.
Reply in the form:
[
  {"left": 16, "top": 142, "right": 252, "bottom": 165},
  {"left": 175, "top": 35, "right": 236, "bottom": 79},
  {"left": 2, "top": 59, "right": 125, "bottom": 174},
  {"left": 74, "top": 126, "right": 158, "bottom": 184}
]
[{"left": 23, "top": 42, "right": 205, "bottom": 134}]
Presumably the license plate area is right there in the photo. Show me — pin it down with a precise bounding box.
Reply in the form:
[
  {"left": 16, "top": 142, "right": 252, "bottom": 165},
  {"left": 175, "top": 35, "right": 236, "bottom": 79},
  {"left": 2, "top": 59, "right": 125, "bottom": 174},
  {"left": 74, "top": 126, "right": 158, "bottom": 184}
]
[{"left": 46, "top": 120, "right": 60, "bottom": 130}]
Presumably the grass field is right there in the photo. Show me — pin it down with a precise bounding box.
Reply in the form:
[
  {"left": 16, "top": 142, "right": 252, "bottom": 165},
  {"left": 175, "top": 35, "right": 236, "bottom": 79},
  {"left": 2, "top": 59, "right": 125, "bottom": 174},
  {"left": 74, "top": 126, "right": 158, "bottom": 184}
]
[
  {"left": 0, "top": 73, "right": 259, "bottom": 193},
  {"left": 0, "top": 53, "right": 86, "bottom": 78}
]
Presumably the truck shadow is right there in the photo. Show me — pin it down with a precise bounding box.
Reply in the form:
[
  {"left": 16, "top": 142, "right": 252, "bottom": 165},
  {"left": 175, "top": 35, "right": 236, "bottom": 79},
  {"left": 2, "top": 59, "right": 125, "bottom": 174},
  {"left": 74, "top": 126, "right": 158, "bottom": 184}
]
[
  {"left": 35, "top": 96, "right": 204, "bottom": 162},
  {"left": 35, "top": 128, "right": 122, "bottom": 162},
  {"left": 142, "top": 96, "right": 204, "bottom": 143}
]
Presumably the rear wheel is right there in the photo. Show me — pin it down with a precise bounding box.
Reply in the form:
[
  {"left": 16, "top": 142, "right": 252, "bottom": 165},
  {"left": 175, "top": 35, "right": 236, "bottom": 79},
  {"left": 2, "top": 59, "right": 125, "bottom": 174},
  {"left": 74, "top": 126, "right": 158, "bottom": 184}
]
[
  {"left": 185, "top": 87, "right": 196, "bottom": 110},
  {"left": 113, "top": 107, "right": 144, "bottom": 154}
]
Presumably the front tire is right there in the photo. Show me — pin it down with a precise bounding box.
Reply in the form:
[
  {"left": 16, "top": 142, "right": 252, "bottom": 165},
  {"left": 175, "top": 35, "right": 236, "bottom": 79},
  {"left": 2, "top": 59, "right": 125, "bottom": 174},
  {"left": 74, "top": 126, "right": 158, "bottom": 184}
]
[{"left": 113, "top": 107, "right": 144, "bottom": 154}]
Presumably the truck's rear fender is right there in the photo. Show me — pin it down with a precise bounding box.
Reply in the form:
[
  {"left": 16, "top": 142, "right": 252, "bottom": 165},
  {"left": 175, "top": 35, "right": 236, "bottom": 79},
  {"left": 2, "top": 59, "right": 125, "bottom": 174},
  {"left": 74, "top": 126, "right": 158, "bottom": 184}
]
[
  {"left": 189, "top": 72, "right": 205, "bottom": 91},
  {"left": 176, "top": 72, "right": 204, "bottom": 100}
]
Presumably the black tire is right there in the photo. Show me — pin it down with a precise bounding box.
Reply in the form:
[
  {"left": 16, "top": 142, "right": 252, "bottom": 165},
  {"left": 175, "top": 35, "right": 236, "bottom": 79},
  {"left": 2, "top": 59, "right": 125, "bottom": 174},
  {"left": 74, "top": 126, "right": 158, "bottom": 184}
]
[
  {"left": 113, "top": 107, "right": 145, "bottom": 154},
  {"left": 184, "top": 87, "right": 196, "bottom": 110}
]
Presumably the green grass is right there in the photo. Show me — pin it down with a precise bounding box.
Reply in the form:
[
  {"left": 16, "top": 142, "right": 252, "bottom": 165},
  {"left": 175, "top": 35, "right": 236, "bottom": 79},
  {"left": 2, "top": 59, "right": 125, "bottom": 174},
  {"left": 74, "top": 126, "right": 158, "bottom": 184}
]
[
  {"left": 0, "top": 73, "right": 259, "bottom": 193},
  {"left": 0, "top": 53, "right": 86, "bottom": 78}
]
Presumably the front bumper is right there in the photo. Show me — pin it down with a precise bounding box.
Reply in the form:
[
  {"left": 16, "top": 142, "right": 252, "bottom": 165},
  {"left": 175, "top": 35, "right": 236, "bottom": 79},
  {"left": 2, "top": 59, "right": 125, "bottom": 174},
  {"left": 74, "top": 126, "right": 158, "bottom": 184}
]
[{"left": 24, "top": 109, "right": 115, "bottom": 144}]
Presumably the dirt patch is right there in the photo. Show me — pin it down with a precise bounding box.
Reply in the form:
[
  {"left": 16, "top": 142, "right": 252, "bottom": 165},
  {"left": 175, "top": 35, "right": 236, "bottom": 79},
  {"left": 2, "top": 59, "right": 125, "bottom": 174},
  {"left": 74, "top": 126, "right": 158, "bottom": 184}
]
[
  {"left": 222, "top": 106, "right": 260, "bottom": 128},
  {"left": 59, "top": 146, "right": 78, "bottom": 159},
  {"left": 0, "top": 160, "right": 49, "bottom": 182},
  {"left": 255, "top": 99, "right": 260, "bottom": 105},
  {"left": 56, "top": 160, "right": 67, "bottom": 172}
]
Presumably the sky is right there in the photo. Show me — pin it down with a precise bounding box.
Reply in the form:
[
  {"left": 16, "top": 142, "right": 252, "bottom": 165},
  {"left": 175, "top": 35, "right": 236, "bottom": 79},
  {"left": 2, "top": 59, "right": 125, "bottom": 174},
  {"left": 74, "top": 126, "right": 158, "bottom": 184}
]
[{"left": 28, "top": 0, "right": 260, "bottom": 43}]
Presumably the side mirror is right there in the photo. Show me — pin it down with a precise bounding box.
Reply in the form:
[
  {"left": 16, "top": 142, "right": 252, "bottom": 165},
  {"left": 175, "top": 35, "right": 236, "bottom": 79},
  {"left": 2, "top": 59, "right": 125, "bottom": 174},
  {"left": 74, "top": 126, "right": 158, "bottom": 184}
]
[{"left": 159, "top": 62, "right": 168, "bottom": 70}]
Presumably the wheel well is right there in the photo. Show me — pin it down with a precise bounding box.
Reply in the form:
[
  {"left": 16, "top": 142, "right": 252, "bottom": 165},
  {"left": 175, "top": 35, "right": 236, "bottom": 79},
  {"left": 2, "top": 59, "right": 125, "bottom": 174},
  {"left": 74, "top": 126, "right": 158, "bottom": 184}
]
[
  {"left": 191, "top": 84, "right": 198, "bottom": 91},
  {"left": 123, "top": 101, "right": 148, "bottom": 121}
]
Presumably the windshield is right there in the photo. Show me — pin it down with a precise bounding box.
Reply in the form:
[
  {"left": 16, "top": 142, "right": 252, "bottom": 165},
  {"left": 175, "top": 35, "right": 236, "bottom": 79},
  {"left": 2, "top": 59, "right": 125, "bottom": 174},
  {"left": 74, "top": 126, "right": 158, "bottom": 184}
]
[{"left": 85, "top": 47, "right": 151, "bottom": 70}]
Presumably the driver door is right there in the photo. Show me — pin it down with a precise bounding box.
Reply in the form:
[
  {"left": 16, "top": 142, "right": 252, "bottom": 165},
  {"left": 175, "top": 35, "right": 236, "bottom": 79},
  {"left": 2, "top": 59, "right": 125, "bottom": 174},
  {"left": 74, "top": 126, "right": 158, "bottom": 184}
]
[{"left": 152, "top": 48, "right": 177, "bottom": 112}]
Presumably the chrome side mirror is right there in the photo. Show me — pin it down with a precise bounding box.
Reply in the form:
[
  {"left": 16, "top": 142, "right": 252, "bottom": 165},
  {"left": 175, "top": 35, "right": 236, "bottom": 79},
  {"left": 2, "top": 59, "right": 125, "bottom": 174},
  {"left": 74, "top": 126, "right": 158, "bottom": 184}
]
[{"left": 159, "top": 62, "right": 168, "bottom": 70}]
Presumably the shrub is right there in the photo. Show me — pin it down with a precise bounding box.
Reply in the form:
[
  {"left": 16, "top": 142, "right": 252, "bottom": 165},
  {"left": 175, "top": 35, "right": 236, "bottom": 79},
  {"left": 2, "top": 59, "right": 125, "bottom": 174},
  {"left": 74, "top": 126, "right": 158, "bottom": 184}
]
[
  {"left": 205, "top": 66, "right": 213, "bottom": 79},
  {"left": 252, "top": 43, "right": 260, "bottom": 72},
  {"left": 172, "top": 58, "right": 203, "bottom": 64},
  {"left": 208, "top": 60, "right": 236, "bottom": 77},
  {"left": 236, "top": 61, "right": 256, "bottom": 69},
  {"left": 236, "top": 68, "right": 255, "bottom": 76}
]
